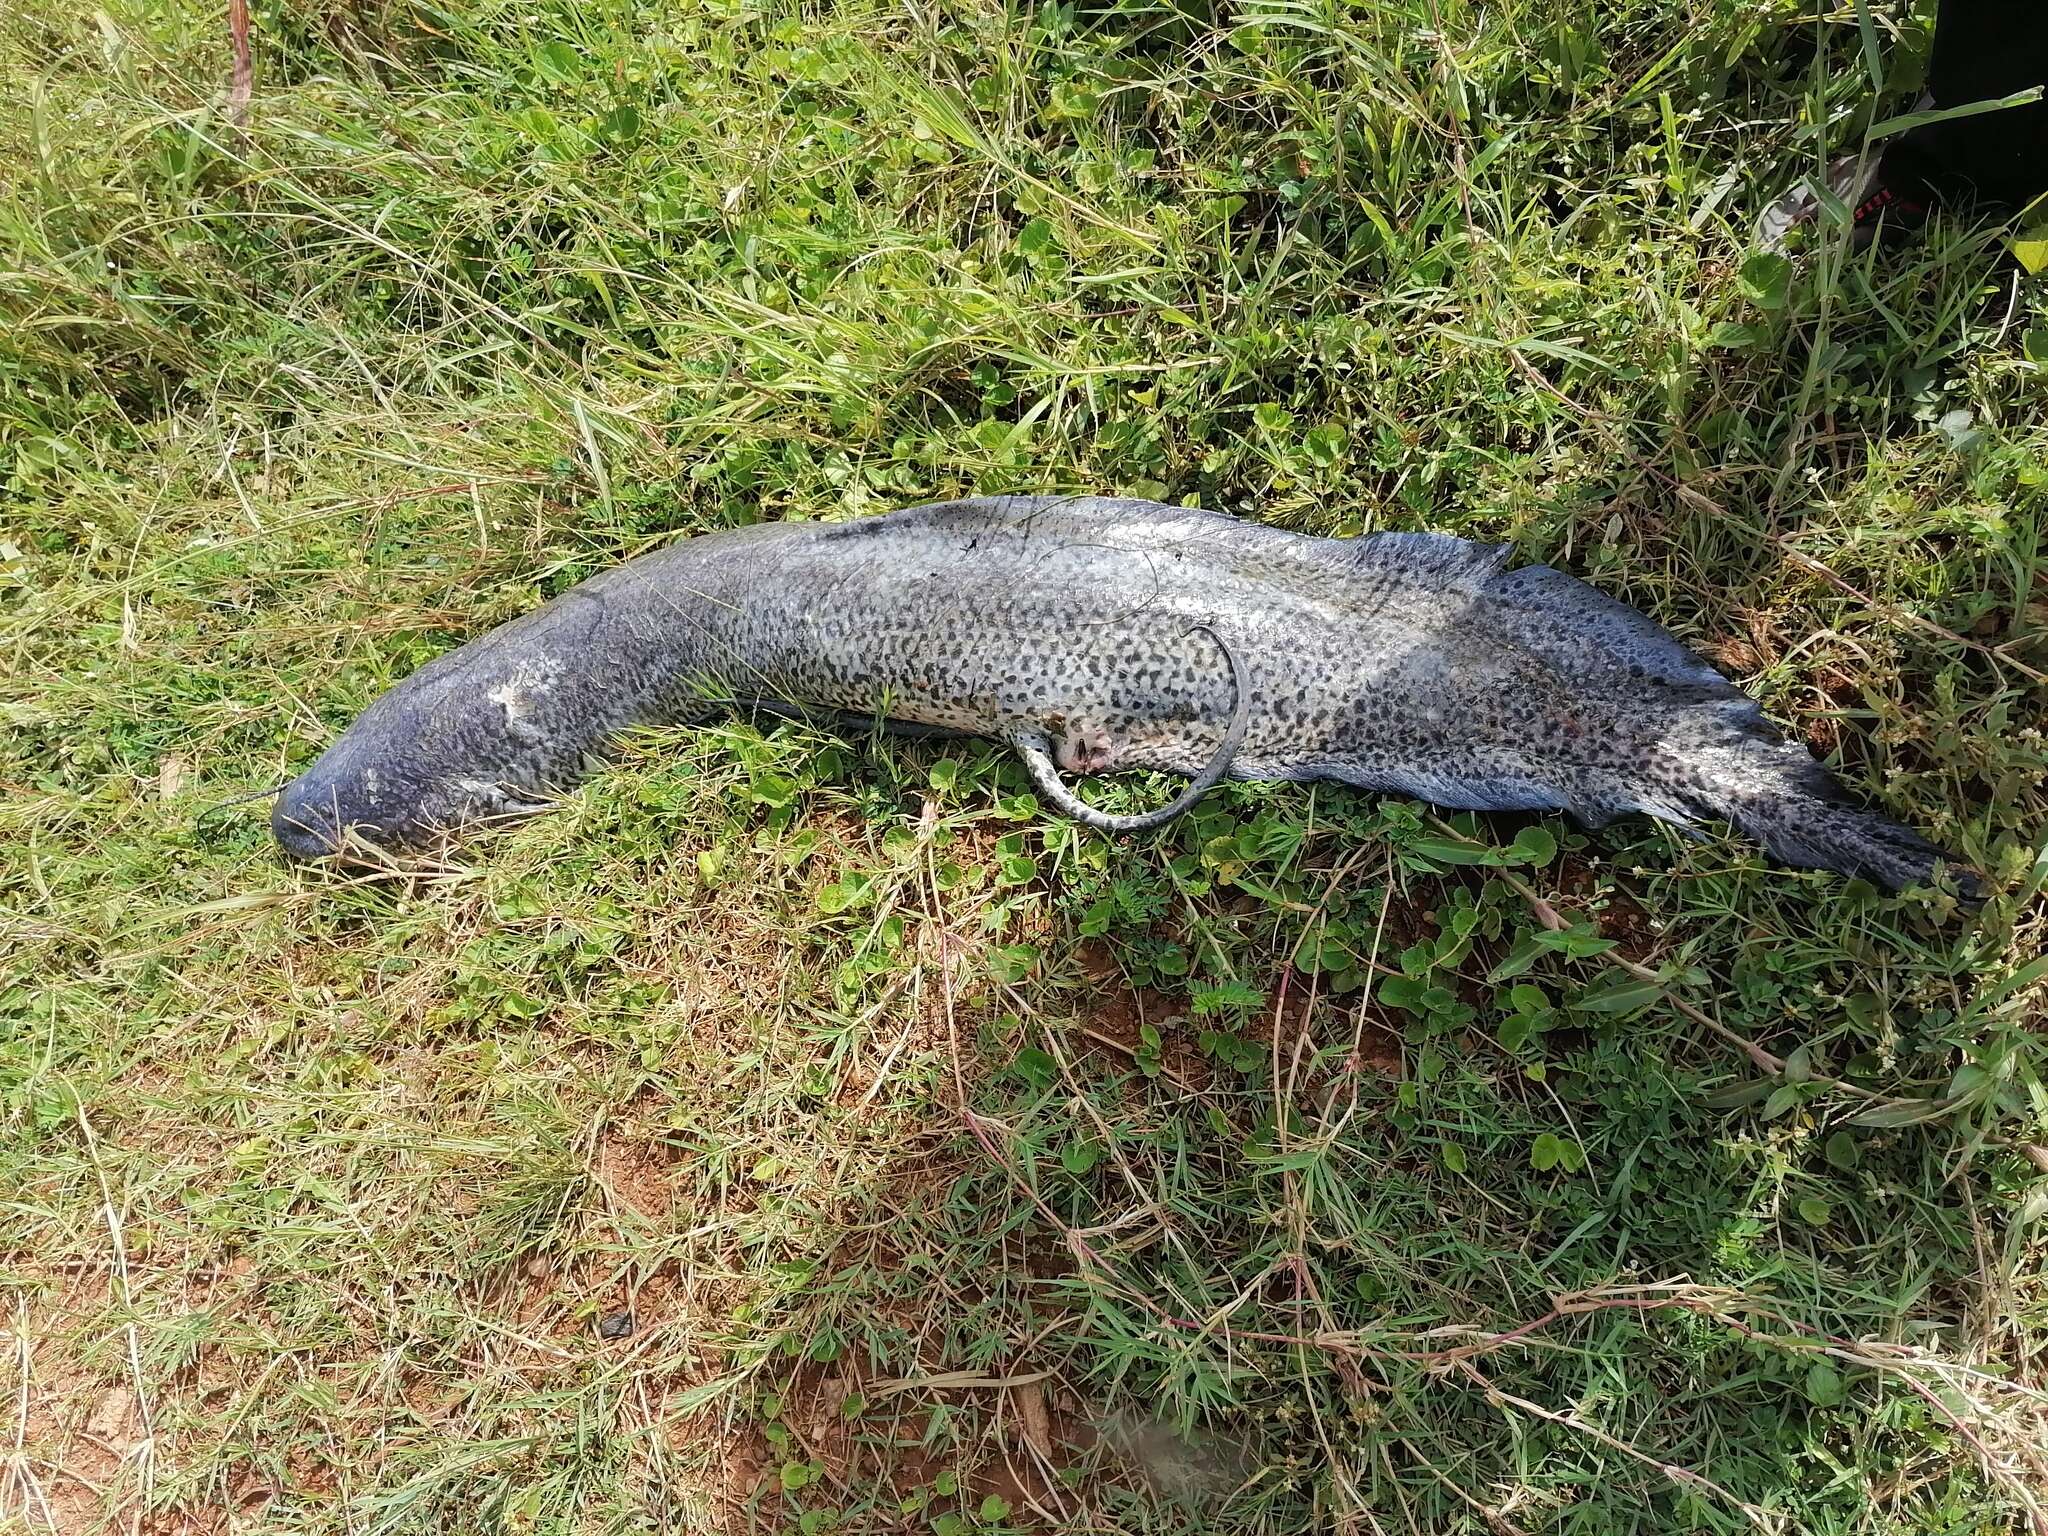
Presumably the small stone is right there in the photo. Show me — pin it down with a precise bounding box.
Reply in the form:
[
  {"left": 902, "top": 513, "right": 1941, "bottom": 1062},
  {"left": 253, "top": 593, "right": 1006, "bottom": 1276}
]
[{"left": 598, "top": 1311, "right": 635, "bottom": 1341}]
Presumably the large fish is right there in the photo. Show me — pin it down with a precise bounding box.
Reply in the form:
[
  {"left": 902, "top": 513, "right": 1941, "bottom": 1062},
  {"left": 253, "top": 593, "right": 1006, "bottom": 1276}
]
[{"left": 273, "top": 495, "right": 1978, "bottom": 894}]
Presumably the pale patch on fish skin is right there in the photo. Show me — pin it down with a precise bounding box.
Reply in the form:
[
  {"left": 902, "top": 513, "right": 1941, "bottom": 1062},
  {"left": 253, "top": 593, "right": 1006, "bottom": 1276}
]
[
  {"left": 488, "top": 657, "right": 560, "bottom": 744},
  {"left": 435, "top": 775, "right": 551, "bottom": 828}
]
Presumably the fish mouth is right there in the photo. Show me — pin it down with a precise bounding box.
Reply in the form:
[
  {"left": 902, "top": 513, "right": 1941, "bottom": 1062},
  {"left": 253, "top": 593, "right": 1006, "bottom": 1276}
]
[
  {"left": 272, "top": 813, "right": 340, "bottom": 862},
  {"left": 270, "top": 774, "right": 414, "bottom": 862},
  {"left": 271, "top": 777, "right": 352, "bottom": 860}
]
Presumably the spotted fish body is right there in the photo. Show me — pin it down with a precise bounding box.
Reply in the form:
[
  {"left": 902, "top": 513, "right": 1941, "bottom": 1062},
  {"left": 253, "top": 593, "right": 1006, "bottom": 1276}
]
[{"left": 275, "top": 495, "right": 1975, "bottom": 894}]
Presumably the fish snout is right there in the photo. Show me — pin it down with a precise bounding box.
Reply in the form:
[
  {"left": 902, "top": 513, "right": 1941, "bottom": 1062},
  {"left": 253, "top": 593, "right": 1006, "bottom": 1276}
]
[
  {"left": 271, "top": 777, "right": 347, "bottom": 861},
  {"left": 271, "top": 762, "right": 421, "bottom": 861},
  {"left": 272, "top": 774, "right": 368, "bottom": 860}
]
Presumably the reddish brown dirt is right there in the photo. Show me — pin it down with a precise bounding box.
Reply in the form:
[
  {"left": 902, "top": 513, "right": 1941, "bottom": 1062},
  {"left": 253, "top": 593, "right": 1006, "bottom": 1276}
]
[
  {"left": 745, "top": 1360, "right": 1101, "bottom": 1529},
  {"left": 8, "top": 1278, "right": 152, "bottom": 1536},
  {"left": 1069, "top": 939, "right": 1406, "bottom": 1113},
  {"left": 597, "top": 1120, "right": 678, "bottom": 1223}
]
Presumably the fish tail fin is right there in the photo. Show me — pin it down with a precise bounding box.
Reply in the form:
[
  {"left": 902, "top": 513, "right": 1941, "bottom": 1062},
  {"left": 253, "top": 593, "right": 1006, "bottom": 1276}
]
[
  {"left": 1650, "top": 731, "right": 1983, "bottom": 899},
  {"left": 1489, "top": 562, "right": 1979, "bottom": 897},
  {"left": 1718, "top": 784, "right": 1981, "bottom": 899}
]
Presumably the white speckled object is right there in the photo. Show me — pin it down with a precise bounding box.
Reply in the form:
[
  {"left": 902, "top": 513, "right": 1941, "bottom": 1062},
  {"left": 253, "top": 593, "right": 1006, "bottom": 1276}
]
[{"left": 273, "top": 495, "right": 1976, "bottom": 894}]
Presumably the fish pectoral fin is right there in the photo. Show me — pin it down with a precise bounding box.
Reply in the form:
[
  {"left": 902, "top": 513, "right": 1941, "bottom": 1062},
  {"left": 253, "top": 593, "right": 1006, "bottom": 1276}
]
[{"left": 1008, "top": 622, "right": 1253, "bottom": 836}]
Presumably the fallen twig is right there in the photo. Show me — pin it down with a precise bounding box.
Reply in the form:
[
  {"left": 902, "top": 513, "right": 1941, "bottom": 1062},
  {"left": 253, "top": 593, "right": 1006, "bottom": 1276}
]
[{"left": 227, "top": 0, "right": 253, "bottom": 130}]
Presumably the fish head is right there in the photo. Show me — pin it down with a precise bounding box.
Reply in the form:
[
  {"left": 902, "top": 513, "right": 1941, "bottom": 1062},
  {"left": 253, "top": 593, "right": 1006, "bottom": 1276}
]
[
  {"left": 272, "top": 657, "right": 560, "bottom": 860},
  {"left": 272, "top": 744, "right": 532, "bottom": 864},
  {"left": 272, "top": 751, "right": 546, "bottom": 862}
]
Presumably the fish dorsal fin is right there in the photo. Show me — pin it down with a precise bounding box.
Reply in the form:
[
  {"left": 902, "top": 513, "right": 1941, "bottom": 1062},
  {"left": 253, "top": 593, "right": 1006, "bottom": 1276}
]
[
  {"left": 1341, "top": 530, "right": 1512, "bottom": 590},
  {"left": 855, "top": 496, "right": 1240, "bottom": 550},
  {"left": 1489, "top": 561, "right": 1744, "bottom": 698}
]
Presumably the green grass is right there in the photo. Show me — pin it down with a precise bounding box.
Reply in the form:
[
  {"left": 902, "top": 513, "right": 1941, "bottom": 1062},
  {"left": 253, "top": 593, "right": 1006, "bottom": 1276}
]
[{"left": 3, "top": 0, "right": 2046, "bottom": 1531}]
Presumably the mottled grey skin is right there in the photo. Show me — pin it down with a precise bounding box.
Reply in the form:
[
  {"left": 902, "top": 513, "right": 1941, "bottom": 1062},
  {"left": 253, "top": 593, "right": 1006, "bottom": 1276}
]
[{"left": 275, "top": 495, "right": 1978, "bottom": 894}]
